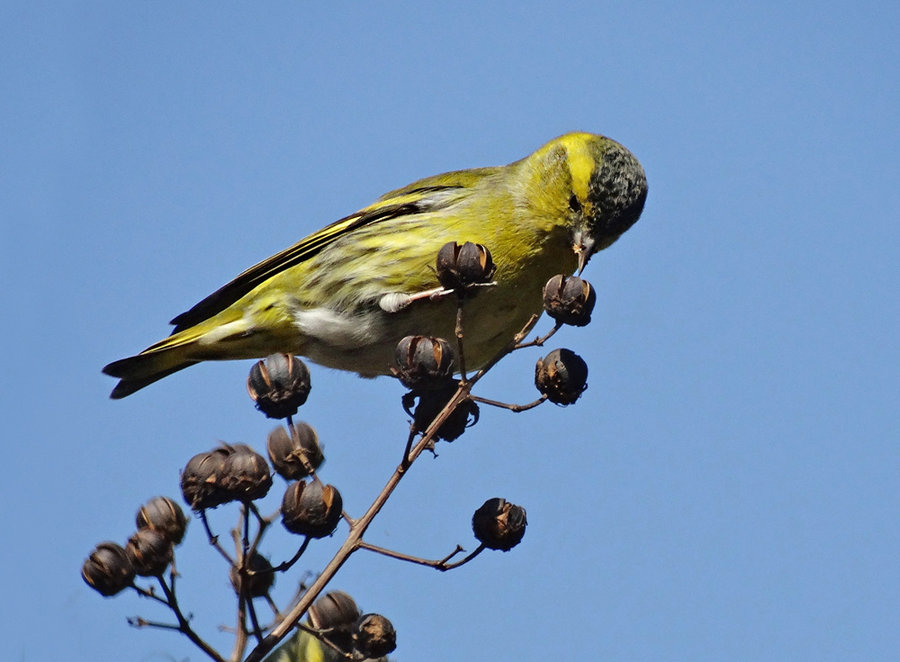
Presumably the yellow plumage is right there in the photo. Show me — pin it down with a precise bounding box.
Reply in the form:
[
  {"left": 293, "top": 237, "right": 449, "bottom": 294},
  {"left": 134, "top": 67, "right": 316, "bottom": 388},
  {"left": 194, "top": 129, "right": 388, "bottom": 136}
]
[{"left": 104, "top": 132, "right": 647, "bottom": 398}]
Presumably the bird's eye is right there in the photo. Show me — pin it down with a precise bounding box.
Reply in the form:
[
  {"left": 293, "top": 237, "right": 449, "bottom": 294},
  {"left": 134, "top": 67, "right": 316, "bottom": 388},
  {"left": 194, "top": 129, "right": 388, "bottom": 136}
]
[{"left": 568, "top": 195, "right": 582, "bottom": 213}]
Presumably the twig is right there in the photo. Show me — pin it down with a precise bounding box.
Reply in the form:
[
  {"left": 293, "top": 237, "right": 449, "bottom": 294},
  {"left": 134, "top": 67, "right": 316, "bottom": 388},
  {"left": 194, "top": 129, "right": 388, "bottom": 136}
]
[
  {"left": 242, "top": 504, "right": 251, "bottom": 561},
  {"left": 232, "top": 592, "right": 248, "bottom": 662},
  {"left": 455, "top": 300, "right": 468, "bottom": 383},
  {"left": 268, "top": 537, "right": 311, "bottom": 573},
  {"left": 469, "top": 394, "right": 547, "bottom": 412},
  {"left": 130, "top": 582, "right": 169, "bottom": 606},
  {"left": 128, "top": 616, "right": 180, "bottom": 630},
  {"left": 154, "top": 574, "right": 227, "bottom": 662},
  {"left": 471, "top": 314, "right": 543, "bottom": 381},
  {"left": 264, "top": 594, "right": 281, "bottom": 619},
  {"left": 248, "top": 504, "right": 271, "bottom": 557},
  {"left": 296, "top": 623, "right": 354, "bottom": 659},
  {"left": 247, "top": 598, "right": 264, "bottom": 645},
  {"left": 437, "top": 543, "right": 485, "bottom": 570},
  {"left": 514, "top": 320, "right": 562, "bottom": 350},
  {"left": 401, "top": 427, "right": 417, "bottom": 468},
  {"left": 199, "top": 510, "right": 236, "bottom": 565},
  {"left": 357, "top": 541, "right": 481, "bottom": 571}
]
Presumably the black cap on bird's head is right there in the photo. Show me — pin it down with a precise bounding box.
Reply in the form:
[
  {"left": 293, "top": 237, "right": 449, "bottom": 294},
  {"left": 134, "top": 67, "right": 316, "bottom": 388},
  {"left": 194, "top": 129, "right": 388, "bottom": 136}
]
[
  {"left": 558, "top": 134, "right": 647, "bottom": 271},
  {"left": 586, "top": 141, "right": 647, "bottom": 239}
]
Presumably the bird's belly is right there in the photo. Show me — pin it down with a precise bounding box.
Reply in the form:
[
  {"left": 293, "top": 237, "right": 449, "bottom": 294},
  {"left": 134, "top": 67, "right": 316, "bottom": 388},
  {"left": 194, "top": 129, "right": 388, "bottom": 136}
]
[{"left": 294, "top": 282, "right": 547, "bottom": 377}]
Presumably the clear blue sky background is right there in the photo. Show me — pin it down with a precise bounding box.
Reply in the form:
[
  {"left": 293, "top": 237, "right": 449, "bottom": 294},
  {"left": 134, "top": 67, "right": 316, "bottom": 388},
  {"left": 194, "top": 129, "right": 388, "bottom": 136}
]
[{"left": 4, "top": 3, "right": 899, "bottom": 661}]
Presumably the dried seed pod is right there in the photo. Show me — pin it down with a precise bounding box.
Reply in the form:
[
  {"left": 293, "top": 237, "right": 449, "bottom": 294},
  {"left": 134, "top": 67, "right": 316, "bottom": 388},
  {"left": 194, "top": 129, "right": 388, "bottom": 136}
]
[
  {"left": 308, "top": 590, "right": 360, "bottom": 652},
  {"left": 534, "top": 348, "right": 589, "bottom": 405},
  {"left": 136, "top": 496, "right": 188, "bottom": 545},
  {"left": 247, "top": 353, "right": 311, "bottom": 419},
  {"left": 125, "top": 528, "right": 174, "bottom": 576},
  {"left": 281, "top": 480, "right": 343, "bottom": 538},
  {"left": 180, "top": 447, "right": 232, "bottom": 510},
  {"left": 392, "top": 335, "right": 455, "bottom": 390},
  {"left": 401, "top": 384, "right": 479, "bottom": 442},
  {"left": 472, "top": 498, "right": 528, "bottom": 551},
  {"left": 436, "top": 241, "right": 496, "bottom": 291},
  {"left": 229, "top": 551, "right": 275, "bottom": 598},
  {"left": 542, "top": 274, "right": 596, "bottom": 326},
  {"left": 353, "top": 613, "right": 397, "bottom": 658},
  {"left": 220, "top": 443, "right": 273, "bottom": 502},
  {"left": 82, "top": 542, "right": 135, "bottom": 596},
  {"left": 267, "top": 423, "right": 324, "bottom": 480}
]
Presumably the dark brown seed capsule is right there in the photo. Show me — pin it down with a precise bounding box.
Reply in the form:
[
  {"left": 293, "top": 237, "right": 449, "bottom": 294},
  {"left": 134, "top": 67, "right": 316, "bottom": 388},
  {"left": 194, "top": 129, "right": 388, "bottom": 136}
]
[
  {"left": 219, "top": 443, "right": 273, "bottom": 502},
  {"left": 392, "top": 335, "right": 455, "bottom": 391},
  {"left": 308, "top": 590, "right": 361, "bottom": 652},
  {"left": 267, "top": 423, "right": 324, "bottom": 480},
  {"left": 136, "top": 496, "right": 188, "bottom": 545},
  {"left": 281, "top": 480, "right": 343, "bottom": 538},
  {"left": 436, "top": 241, "right": 496, "bottom": 291},
  {"left": 401, "top": 384, "right": 479, "bottom": 442},
  {"left": 180, "top": 447, "right": 232, "bottom": 510},
  {"left": 229, "top": 551, "right": 275, "bottom": 598},
  {"left": 542, "top": 274, "right": 597, "bottom": 326},
  {"left": 472, "top": 498, "right": 528, "bottom": 551},
  {"left": 353, "top": 613, "right": 397, "bottom": 658},
  {"left": 534, "top": 348, "right": 589, "bottom": 405},
  {"left": 82, "top": 542, "right": 135, "bottom": 596},
  {"left": 125, "top": 528, "right": 173, "bottom": 576},
  {"left": 247, "top": 353, "right": 311, "bottom": 419}
]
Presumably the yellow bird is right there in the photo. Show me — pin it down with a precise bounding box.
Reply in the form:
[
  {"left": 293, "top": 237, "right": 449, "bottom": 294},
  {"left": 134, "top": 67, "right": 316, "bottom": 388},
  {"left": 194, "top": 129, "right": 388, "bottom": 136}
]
[{"left": 104, "top": 133, "right": 647, "bottom": 398}]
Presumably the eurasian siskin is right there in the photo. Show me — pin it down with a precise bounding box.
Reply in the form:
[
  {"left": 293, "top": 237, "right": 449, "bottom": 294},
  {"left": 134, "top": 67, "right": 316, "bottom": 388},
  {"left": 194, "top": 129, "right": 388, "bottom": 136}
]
[{"left": 104, "top": 132, "right": 647, "bottom": 398}]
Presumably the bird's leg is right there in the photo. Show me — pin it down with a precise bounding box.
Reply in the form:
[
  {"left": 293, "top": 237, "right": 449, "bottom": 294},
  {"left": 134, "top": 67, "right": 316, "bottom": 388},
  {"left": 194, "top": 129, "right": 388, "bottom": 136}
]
[{"left": 378, "top": 286, "right": 451, "bottom": 313}]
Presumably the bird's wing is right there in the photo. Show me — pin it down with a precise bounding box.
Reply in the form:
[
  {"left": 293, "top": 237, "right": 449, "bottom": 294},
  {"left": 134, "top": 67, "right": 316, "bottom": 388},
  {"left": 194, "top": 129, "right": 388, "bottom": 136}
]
[{"left": 168, "top": 172, "right": 493, "bottom": 333}]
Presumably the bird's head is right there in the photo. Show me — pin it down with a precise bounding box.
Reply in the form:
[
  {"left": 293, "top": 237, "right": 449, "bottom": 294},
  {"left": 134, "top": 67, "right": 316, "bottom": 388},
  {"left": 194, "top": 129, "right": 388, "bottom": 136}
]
[{"left": 528, "top": 133, "right": 648, "bottom": 271}]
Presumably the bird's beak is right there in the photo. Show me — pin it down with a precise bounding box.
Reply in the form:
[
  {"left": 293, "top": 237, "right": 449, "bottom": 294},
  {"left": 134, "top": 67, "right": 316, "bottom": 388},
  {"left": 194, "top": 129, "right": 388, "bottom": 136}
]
[{"left": 574, "top": 235, "right": 596, "bottom": 275}]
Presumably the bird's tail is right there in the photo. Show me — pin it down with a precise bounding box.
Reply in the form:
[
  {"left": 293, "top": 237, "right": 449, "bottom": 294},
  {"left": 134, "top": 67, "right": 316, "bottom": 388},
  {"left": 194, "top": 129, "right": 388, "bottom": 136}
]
[
  {"left": 102, "top": 311, "right": 258, "bottom": 398},
  {"left": 102, "top": 328, "right": 207, "bottom": 399}
]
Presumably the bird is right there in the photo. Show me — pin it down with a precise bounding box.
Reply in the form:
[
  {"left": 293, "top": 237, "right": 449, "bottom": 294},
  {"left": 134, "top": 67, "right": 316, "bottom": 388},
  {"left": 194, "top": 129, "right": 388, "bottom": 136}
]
[
  {"left": 103, "top": 132, "right": 647, "bottom": 398},
  {"left": 262, "top": 626, "right": 383, "bottom": 662}
]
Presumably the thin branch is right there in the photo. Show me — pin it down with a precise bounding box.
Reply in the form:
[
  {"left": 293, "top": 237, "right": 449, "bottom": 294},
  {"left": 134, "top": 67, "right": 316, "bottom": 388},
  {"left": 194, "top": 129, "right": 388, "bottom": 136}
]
[
  {"left": 264, "top": 594, "right": 281, "bottom": 619},
  {"left": 437, "top": 543, "right": 486, "bottom": 570},
  {"left": 130, "top": 582, "right": 169, "bottom": 605},
  {"left": 128, "top": 616, "right": 181, "bottom": 631},
  {"left": 199, "top": 510, "right": 236, "bottom": 565},
  {"left": 455, "top": 300, "right": 468, "bottom": 383},
  {"left": 154, "top": 574, "right": 227, "bottom": 662},
  {"left": 268, "top": 537, "right": 311, "bottom": 573},
  {"left": 246, "top": 599, "right": 264, "bottom": 645},
  {"left": 356, "top": 540, "right": 485, "bottom": 571},
  {"left": 471, "top": 314, "right": 543, "bottom": 381},
  {"left": 247, "top": 501, "right": 267, "bottom": 524},
  {"left": 296, "top": 623, "right": 354, "bottom": 659},
  {"left": 469, "top": 394, "right": 548, "bottom": 412},
  {"left": 242, "top": 504, "right": 251, "bottom": 560},
  {"left": 514, "top": 320, "right": 562, "bottom": 350},
  {"left": 401, "top": 427, "right": 417, "bottom": 468},
  {"left": 248, "top": 507, "right": 271, "bottom": 557},
  {"left": 357, "top": 541, "right": 474, "bottom": 570},
  {"left": 232, "top": 592, "right": 249, "bottom": 662}
]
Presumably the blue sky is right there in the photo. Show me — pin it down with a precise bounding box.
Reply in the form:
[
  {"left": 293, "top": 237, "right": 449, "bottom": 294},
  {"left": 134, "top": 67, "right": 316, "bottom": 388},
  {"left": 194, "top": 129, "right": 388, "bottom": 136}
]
[{"left": 4, "top": 2, "right": 899, "bottom": 661}]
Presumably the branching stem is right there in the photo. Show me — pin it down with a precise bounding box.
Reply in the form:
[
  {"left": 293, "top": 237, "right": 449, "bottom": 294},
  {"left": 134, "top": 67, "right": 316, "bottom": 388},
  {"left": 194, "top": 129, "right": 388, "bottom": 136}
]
[{"left": 243, "top": 313, "right": 548, "bottom": 661}]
